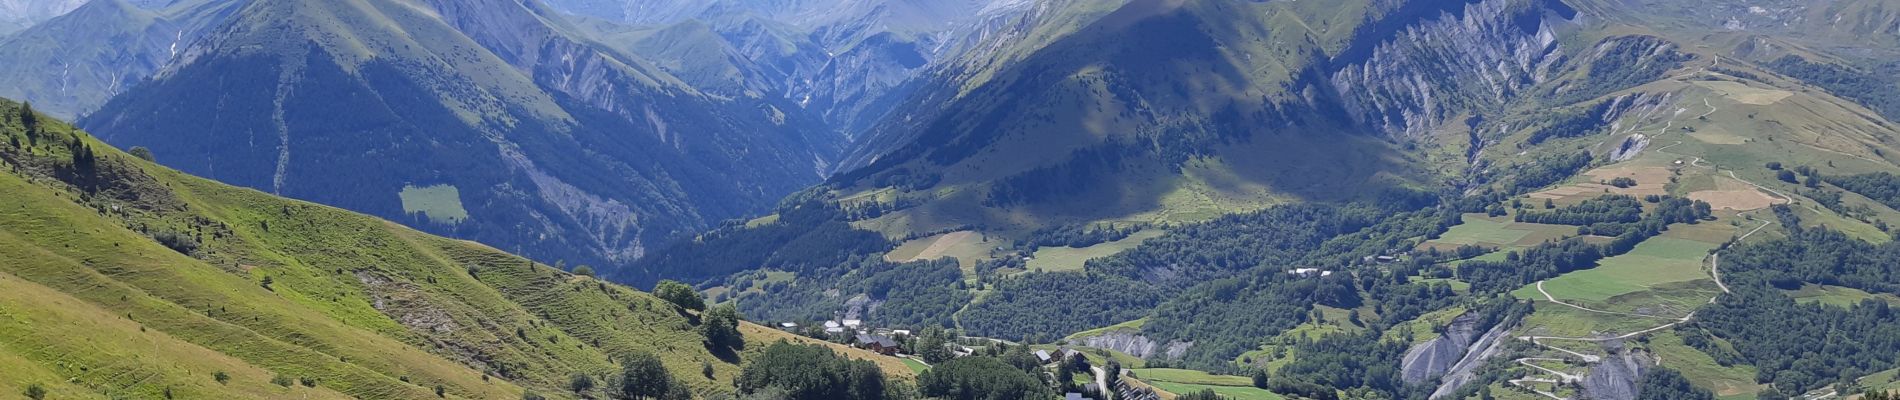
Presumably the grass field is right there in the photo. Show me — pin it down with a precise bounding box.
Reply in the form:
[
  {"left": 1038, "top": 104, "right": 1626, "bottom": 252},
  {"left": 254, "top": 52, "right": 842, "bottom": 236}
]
[
  {"left": 1130, "top": 369, "right": 1285, "bottom": 400},
  {"left": 900, "top": 357, "right": 930, "bottom": 374},
  {"left": 1645, "top": 332, "right": 1762, "bottom": 399},
  {"left": 1529, "top": 235, "right": 1719, "bottom": 304},
  {"left": 1433, "top": 217, "right": 1533, "bottom": 246},
  {"left": 398, "top": 184, "right": 468, "bottom": 224},
  {"left": 1426, "top": 213, "right": 1576, "bottom": 253},
  {"left": 885, "top": 231, "right": 1000, "bottom": 273},
  {"left": 1025, "top": 229, "right": 1164, "bottom": 272}
]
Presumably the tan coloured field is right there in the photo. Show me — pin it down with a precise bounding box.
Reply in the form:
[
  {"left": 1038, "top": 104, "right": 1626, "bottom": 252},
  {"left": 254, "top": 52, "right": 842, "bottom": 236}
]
[
  {"left": 1687, "top": 176, "right": 1782, "bottom": 211},
  {"left": 1693, "top": 80, "right": 1792, "bottom": 105},
  {"left": 1531, "top": 166, "right": 1672, "bottom": 201}
]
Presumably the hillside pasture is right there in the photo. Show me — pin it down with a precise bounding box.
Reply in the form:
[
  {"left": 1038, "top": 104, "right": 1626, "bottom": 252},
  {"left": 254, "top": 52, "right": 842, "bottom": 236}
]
[
  {"left": 1130, "top": 368, "right": 1285, "bottom": 400},
  {"left": 1024, "top": 229, "right": 1164, "bottom": 273}
]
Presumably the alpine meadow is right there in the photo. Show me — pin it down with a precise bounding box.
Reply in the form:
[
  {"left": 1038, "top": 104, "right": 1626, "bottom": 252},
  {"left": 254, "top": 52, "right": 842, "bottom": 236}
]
[{"left": 5, "top": 0, "right": 1900, "bottom": 399}]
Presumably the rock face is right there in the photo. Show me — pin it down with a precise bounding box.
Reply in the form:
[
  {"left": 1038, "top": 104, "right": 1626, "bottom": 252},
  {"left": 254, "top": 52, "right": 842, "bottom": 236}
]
[
  {"left": 1068, "top": 329, "right": 1191, "bottom": 361},
  {"left": 1428, "top": 315, "right": 1517, "bottom": 399},
  {"left": 1402, "top": 312, "right": 1486, "bottom": 384},
  {"left": 1329, "top": 0, "right": 1574, "bottom": 139},
  {"left": 1584, "top": 345, "right": 1654, "bottom": 400}
]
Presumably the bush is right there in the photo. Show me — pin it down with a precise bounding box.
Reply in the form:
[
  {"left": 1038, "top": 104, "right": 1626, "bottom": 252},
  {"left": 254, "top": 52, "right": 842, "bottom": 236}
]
[
  {"left": 701, "top": 304, "right": 743, "bottom": 350},
  {"left": 151, "top": 229, "right": 200, "bottom": 255},
  {"left": 654, "top": 280, "right": 705, "bottom": 311},
  {"left": 618, "top": 351, "right": 674, "bottom": 400},
  {"left": 23, "top": 384, "right": 46, "bottom": 400}
]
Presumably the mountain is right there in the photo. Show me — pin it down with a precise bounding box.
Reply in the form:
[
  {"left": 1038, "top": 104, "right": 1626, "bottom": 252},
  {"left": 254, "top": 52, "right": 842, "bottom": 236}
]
[
  {"left": 75, "top": 0, "right": 842, "bottom": 274},
  {"left": 632, "top": 0, "right": 1900, "bottom": 398},
  {"left": 0, "top": 0, "right": 89, "bottom": 35},
  {"left": 542, "top": 0, "right": 1038, "bottom": 139},
  {"left": 0, "top": 99, "right": 908, "bottom": 399},
  {"left": 0, "top": 0, "right": 244, "bottom": 120}
]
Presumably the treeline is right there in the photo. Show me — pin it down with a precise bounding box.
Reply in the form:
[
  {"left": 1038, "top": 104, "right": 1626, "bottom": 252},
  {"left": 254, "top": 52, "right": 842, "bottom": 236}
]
[
  {"left": 1825, "top": 172, "right": 1900, "bottom": 213},
  {"left": 1142, "top": 206, "right": 1463, "bottom": 371},
  {"left": 1767, "top": 56, "right": 1900, "bottom": 122},
  {"left": 626, "top": 202, "right": 892, "bottom": 286},
  {"left": 1525, "top": 100, "right": 1615, "bottom": 145},
  {"left": 916, "top": 356, "right": 1054, "bottom": 400},
  {"left": 737, "top": 341, "right": 900, "bottom": 400},
  {"left": 958, "top": 272, "right": 1161, "bottom": 342},
  {"left": 986, "top": 141, "right": 1143, "bottom": 207},
  {"left": 1085, "top": 203, "right": 1383, "bottom": 288},
  {"left": 732, "top": 256, "right": 967, "bottom": 328},
  {"left": 1018, "top": 223, "right": 1143, "bottom": 249},
  {"left": 1503, "top": 152, "right": 1594, "bottom": 194},
  {"left": 1546, "top": 35, "right": 1691, "bottom": 105},
  {"left": 1459, "top": 197, "right": 1713, "bottom": 293},
  {"left": 1514, "top": 194, "right": 1642, "bottom": 226},
  {"left": 1634, "top": 368, "right": 1714, "bottom": 400}
]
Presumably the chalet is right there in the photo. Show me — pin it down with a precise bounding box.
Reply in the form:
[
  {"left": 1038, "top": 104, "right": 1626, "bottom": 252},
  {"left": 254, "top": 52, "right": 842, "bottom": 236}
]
[
  {"left": 778, "top": 322, "right": 798, "bottom": 330},
  {"left": 1035, "top": 350, "right": 1054, "bottom": 364},
  {"left": 842, "top": 319, "right": 863, "bottom": 328},
  {"left": 855, "top": 334, "right": 901, "bottom": 355},
  {"left": 1065, "top": 393, "right": 1094, "bottom": 400}
]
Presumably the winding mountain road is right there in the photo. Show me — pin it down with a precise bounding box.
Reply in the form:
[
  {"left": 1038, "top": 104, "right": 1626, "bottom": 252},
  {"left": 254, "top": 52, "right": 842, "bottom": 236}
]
[{"left": 1506, "top": 73, "right": 1790, "bottom": 394}]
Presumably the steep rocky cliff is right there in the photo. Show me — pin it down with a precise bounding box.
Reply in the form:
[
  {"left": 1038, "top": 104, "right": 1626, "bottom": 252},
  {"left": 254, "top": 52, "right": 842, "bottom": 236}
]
[
  {"left": 1401, "top": 312, "right": 1486, "bottom": 384},
  {"left": 1329, "top": 0, "right": 1574, "bottom": 139}
]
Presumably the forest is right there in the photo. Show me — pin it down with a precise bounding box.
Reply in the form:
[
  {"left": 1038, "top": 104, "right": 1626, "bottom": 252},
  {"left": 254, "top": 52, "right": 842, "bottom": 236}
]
[
  {"left": 1677, "top": 208, "right": 1900, "bottom": 395},
  {"left": 627, "top": 201, "right": 892, "bottom": 286},
  {"left": 1767, "top": 56, "right": 1900, "bottom": 121}
]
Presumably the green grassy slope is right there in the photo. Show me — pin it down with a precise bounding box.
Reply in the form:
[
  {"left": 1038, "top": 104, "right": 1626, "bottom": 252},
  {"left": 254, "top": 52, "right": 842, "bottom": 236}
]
[{"left": 0, "top": 99, "right": 906, "bottom": 399}]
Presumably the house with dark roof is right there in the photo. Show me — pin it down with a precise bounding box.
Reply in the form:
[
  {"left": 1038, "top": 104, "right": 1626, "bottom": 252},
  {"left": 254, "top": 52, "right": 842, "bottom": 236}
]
[{"left": 855, "top": 334, "right": 901, "bottom": 355}]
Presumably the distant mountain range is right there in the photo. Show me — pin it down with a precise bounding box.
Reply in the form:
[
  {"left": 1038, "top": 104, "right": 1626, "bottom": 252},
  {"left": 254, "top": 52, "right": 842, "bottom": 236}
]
[{"left": 13, "top": 0, "right": 1900, "bottom": 399}]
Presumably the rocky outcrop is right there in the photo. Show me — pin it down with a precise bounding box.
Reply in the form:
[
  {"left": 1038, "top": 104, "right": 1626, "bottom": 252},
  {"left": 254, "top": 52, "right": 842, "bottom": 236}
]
[
  {"left": 1584, "top": 344, "right": 1654, "bottom": 400},
  {"left": 1330, "top": 0, "right": 1574, "bottom": 139},
  {"left": 1428, "top": 315, "right": 1517, "bottom": 399},
  {"left": 1068, "top": 329, "right": 1191, "bottom": 361},
  {"left": 1402, "top": 312, "right": 1486, "bottom": 384}
]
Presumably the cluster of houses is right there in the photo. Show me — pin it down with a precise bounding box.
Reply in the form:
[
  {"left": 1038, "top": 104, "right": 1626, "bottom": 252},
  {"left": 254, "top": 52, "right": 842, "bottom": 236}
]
[{"left": 777, "top": 319, "right": 912, "bottom": 356}]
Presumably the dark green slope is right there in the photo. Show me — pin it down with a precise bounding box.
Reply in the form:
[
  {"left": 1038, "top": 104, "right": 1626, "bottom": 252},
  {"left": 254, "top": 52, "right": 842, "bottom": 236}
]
[
  {"left": 0, "top": 99, "right": 910, "bottom": 399},
  {"left": 78, "top": 0, "right": 841, "bottom": 274}
]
